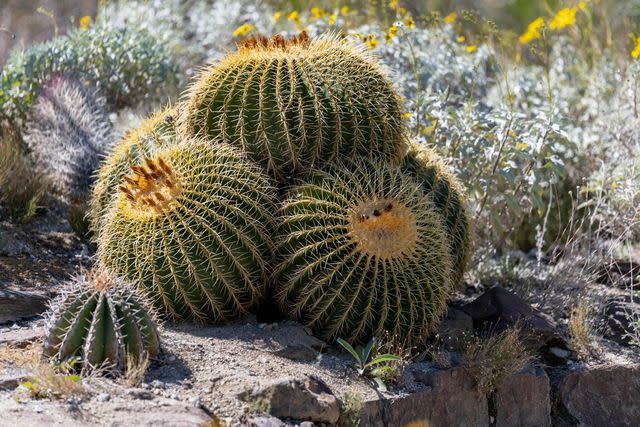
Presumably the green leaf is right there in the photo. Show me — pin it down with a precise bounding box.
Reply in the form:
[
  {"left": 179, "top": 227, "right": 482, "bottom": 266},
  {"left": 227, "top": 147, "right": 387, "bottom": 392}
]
[
  {"left": 336, "top": 338, "right": 362, "bottom": 365},
  {"left": 366, "top": 354, "right": 401, "bottom": 367}
]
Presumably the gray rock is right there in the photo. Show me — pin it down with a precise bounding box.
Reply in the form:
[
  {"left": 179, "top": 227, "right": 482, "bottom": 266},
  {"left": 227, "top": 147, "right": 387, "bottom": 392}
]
[
  {"left": 247, "top": 415, "right": 286, "bottom": 427},
  {"left": 0, "top": 290, "right": 49, "bottom": 324},
  {"left": 125, "top": 388, "right": 154, "bottom": 400},
  {"left": 299, "top": 422, "right": 316, "bottom": 427},
  {"left": 604, "top": 296, "right": 639, "bottom": 346},
  {"left": 560, "top": 364, "right": 640, "bottom": 426},
  {"left": 549, "top": 347, "right": 571, "bottom": 359},
  {"left": 460, "top": 286, "right": 558, "bottom": 350},
  {"left": 436, "top": 308, "right": 474, "bottom": 350},
  {"left": 494, "top": 366, "right": 550, "bottom": 427},
  {"left": 240, "top": 376, "right": 340, "bottom": 424},
  {"left": 0, "top": 326, "right": 44, "bottom": 348},
  {"left": 273, "top": 344, "right": 318, "bottom": 361},
  {"left": 0, "top": 230, "right": 31, "bottom": 257},
  {"left": 361, "top": 366, "right": 489, "bottom": 427},
  {"left": 97, "top": 393, "right": 111, "bottom": 402},
  {"left": 0, "top": 367, "right": 29, "bottom": 390}
]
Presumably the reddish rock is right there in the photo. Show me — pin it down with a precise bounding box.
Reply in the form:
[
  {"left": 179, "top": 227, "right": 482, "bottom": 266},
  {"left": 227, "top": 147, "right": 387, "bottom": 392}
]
[{"left": 495, "top": 366, "right": 550, "bottom": 427}]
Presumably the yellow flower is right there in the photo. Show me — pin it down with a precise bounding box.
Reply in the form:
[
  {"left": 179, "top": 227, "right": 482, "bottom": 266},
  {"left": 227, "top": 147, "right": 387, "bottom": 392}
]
[
  {"left": 549, "top": 7, "right": 577, "bottom": 30},
  {"left": 288, "top": 11, "right": 300, "bottom": 23},
  {"left": 457, "top": 35, "right": 465, "bottom": 43},
  {"left": 404, "top": 112, "right": 412, "bottom": 119},
  {"left": 311, "top": 7, "right": 325, "bottom": 19},
  {"left": 366, "top": 35, "right": 378, "bottom": 50},
  {"left": 517, "top": 142, "right": 528, "bottom": 150},
  {"left": 579, "top": 2, "right": 588, "bottom": 12},
  {"left": 341, "top": 6, "right": 349, "bottom": 15},
  {"left": 232, "top": 23, "right": 254, "bottom": 38},
  {"left": 79, "top": 15, "right": 91, "bottom": 31},
  {"left": 405, "top": 16, "right": 415, "bottom": 30},
  {"left": 398, "top": 7, "right": 408, "bottom": 16},
  {"left": 385, "top": 25, "right": 398, "bottom": 43},
  {"left": 328, "top": 14, "right": 337, "bottom": 25},
  {"left": 444, "top": 12, "right": 457, "bottom": 24},
  {"left": 632, "top": 37, "right": 640, "bottom": 59},
  {"left": 466, "top": 45, "right": 477, "bottom": 53},
  {"left": 273, "top": 12, "right": 283, "bottom": 22},
  {"left": 389, "top": 0, "right": 398, "bottom": 10},
  {"left": 519, "top": 17, "right": 544, "bottom": 44}
]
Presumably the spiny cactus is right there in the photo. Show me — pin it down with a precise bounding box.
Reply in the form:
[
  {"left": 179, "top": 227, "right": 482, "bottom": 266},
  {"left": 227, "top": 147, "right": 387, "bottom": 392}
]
[
  {"left": 275, "top": 157, "right": 452, "bottom": 346},
  {"left": 179, "top": 32, "right": 407, "bottom": 179},
  {"left": 43, "top": 268, "right": 160, "bottom": 374},
  {"left": 97, "top": 139, "right": 276, "bottom": 322},
  {"left": 24, "top": 76, "right": 113, "bottom": 203},
  {"left": 400, "top": 141, "right": 473, "bottom": 287},
  {"left": 89, "top": 107, "right": 177, "bottom": 236}
]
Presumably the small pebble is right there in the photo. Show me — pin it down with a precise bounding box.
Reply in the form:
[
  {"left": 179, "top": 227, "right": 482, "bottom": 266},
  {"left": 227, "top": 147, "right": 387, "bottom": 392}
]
[
  {"left": 151, "top": 380, "right": 165, "bottom": 389},
  {"left": 190, "top": 397, "right": 202, "bottom": 408},
  {"left": 97, "top": 393, "right": 110, "bottom": 402}
]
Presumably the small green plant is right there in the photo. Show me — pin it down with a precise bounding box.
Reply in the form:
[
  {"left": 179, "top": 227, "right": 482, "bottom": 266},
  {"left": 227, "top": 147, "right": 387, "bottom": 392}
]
[
  {"left": 19, "top": 358, "right": 85, "bottom": 400},
  {"left": 337, "top": 391, "right": 364, "bottom": 427},
  {"left": 337, "top": 337, "right": 401, "bottom": 390}
]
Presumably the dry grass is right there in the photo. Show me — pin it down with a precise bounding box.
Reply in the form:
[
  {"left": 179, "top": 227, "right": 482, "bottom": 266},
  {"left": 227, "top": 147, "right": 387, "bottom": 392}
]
[
  {"left": 0, "top": 123, "right": 46, "bottom": 223},
  {"left": 461, "top": 327, "right": 532, "bottom": 394},
  {"left": 568, "top": 303, "right": 600, "bottom": 360},
  {"left": 121, "top": 352, "right": 150, "bottom": 387}
]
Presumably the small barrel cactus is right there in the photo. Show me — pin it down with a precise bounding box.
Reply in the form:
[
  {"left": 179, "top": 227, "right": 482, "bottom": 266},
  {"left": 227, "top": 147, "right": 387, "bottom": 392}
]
[
  {"left": 274, "top": 157, "right": 452, "bottom": 346},
  {"left": 43, "top": 268, "right": 160, "bottom": 374},
  {"left": 24, "top": 76, "right": 113, "bottom": 203},
  {"left": 89, "top": 107, "right": 177, "bottom": 236},
  {"left": 401, "top": 141, "right": 473, "bottom": 287},
  {"left": 97, "top": 139, "right": 276, "bottom": 322},
  {"left": 179, "top": 32, "right": 407, "bottom": 178}
]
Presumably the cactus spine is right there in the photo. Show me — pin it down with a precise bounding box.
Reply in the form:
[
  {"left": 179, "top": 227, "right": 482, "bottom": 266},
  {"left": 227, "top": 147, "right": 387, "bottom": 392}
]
[
  {"left": 24, "top": 76, "right": 113, "bottom": 203},
  {"left": 401, "top": 141, "right": 473, "bottom": 287},
  {"left": 275, "top": 157, "right": 452, "bottom": 346},
  {"left": 97, "top": 139, "right": 276, "bottom": 322},
  {"left": 179, "top": 33, "right": 407, "bottom": 178},
  {"left": 89, "top": 107, "right": 177, "bottom": 236},
  {"left": 43, "top": 269, "right": 160, "bottom": 374}
]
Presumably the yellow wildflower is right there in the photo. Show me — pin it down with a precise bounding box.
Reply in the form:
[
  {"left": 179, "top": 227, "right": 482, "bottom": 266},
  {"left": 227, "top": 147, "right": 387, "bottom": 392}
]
[
  {"left": 329, "top": 14, "right": 337, "bottom": 25},
  {"left": 579, "top": 2, "right": 588, "bottom": 12},
  {"left": 365, "top": 35, "right": 379, "bottom": 50},
  {"left": 389, "top": 0, "right": 398, "bottom": 10},
  {"left": 517, "top": 142, "right": 528, "bottom": 150},
  {"left": 405, "top": 16, "right": 416, "bottom": 30},
  {"left": 79, "top": 15, "right": 91, "bottom": 31},
  {"left": 466, "top": 45, "right": 477, "bottom": 53},
  {"left": 288, "top": 11, "right": 300, "bottom": 23},
  {"left": 404, "top": 112, "right": 412, "bottom": 119},
  {"left": 273, "top": 11, "right": 283, "bottom": 22},
  {"left": 549, "top": 7, "right": 577, "bottom": 30},
  {"left": 341, "top": 6, "right": 349, "bottom": 15},
  {"left": 385, "top": 24, "right": 398, "bottom": 43},
  {"left": 457, "top": 35, "right": 465, "bottom": 43},
  {"left": 519, "top": 17, "right": 544, "bottom": 44},
  {"left": 232, "top": 23, "right": 254, "bottom": 38},
  {"left": 444, "top": 12, "right": 457, "bottom": 24},
  {"left": 632, "top": 37, "right": 640, "bottom": 59},
  {"left": 311, "top": 7, "right": 325, "bottom": 19}
]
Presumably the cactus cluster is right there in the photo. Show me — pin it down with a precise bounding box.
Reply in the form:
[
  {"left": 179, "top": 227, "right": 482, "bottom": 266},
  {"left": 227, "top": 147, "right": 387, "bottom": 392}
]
[
  {"left": 24, "top": 76, "right": 114, "bottom": 203},
  {"left": 81, "top": 32, "right": 472, "bottom": 348},
  {"left": 43, "top": 269, "right": 160, "bottom": 374},
  {"left": 275, "top": 157, "right": 452, "bottom": 345},
  {"left": 97, "top": 139, "right": 276, "bottom": 321},
  {"left": 179, "top": 33, "right": 407, "bottom": 178}
]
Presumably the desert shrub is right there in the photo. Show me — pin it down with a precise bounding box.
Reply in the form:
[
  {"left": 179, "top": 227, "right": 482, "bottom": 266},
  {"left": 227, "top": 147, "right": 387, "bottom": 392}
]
[{"left": 0, "top": 22, "right": 178, "bottom": 124}]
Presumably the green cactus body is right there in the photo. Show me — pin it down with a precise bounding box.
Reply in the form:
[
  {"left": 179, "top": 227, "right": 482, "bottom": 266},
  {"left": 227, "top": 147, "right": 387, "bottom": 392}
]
[
  {"left": 43, "top": 269, "right": 160, "bottom": 373},
  {"left": 97, "top": 139, "right": 276, "bottom": 322},
  {"left": 401, "top": 141, "right": 473, "bottom": 287},
  {"left": 179, "top": 33, "right": 407, "bottom": 179},
  {"left": 275, "top": 157, "right": 452, "bottom": 346},
  {"left": 89, "top": 107, "right": 177, "bottom": 236}
]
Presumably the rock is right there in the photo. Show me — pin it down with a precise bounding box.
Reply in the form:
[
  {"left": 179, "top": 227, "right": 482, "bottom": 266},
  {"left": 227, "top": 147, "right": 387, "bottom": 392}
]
[
  {"left": 299, "top": 422, "right": 316, "bottom": 427},
  {"left": 548, "top": 347, "right": 571, "bottom": 359},
  {"left": 559, "top": 364, "right": 640, "bottom": 426},
  {"left": 604, "top": 296, "right": 639, "bottom": 346},
  {"left": 460, "top": 286, "right": 558, "bottom": 350},
  {"left": 0, "top": 290, "right": 49, "bottom": 324},
  {"left": 596, "top": 259, "right": 639, "bottom": 289},
  {"left": 361, "top": 366, "right": 489, "bottom": 427},
  {"left": 150, "top": 380, "right": 166, "bottom": 389},
  {"left": 240, "top": 376, "right": 340, "bottom": 424},
  {"left": 272, "top": 344, "right": 318, "bottom": 361},
  {"left": 435, "top": 308, "right": 474, "bottom": 350},
  {"left": 494, "top": 366, "right": 550, "bottom": 427},
  {"left": 0, "top": 326, "right": 44, "bottom": 347},
  {"left": 97, "top": 393, "right": 111, "bottom": 402},
  {"left": 125, "top": 388, "right": 154, "bottom": 400},
  {"left": 247, "top": 415, "right": 286, "bottom": 427},
  {"left": 0, "top": 230, "right": 31, "bottom": 257},
  {"left": 0, "top": 368, "right": 29, "bottom": 390}
]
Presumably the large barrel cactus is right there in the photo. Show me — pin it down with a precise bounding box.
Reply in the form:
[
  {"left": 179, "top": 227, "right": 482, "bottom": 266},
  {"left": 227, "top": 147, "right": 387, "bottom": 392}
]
[
  {"left": 401, "top": 141, "right": 473, "bottom": 287},
  {"left": 43, "top": 269, "right": 160, "bottom": 374},
  {"left": 89, "top": 107, "right": 177, "bottom": 235},
  {"left": 179, "top": 32, "right": 407, "bottom": 178},
  {"left": 97, "top": 139, "right": 276, "bottom": 322},
  {"left": 24, "top": 76, "right": 113, "bottom": 203},
  {"left": 275, "top": 157, "right": 453, "bottom": 346}
]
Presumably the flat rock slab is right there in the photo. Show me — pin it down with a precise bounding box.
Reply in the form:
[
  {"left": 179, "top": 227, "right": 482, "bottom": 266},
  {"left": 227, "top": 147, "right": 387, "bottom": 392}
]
[
  {"left": 560, "top": 364, "right": 640, "bottom": 427},
  {"left": 361, "top": 366, "right": 489, "bottom": 427},
  {"left": 0, "top": 290, "right": 49, "bottom": 324},
  {"left": 495, "top": 366, "right": 550, "bottom": 427},
  {"left": 0, "top": 325, "right": 44, "bottom": 347}
]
